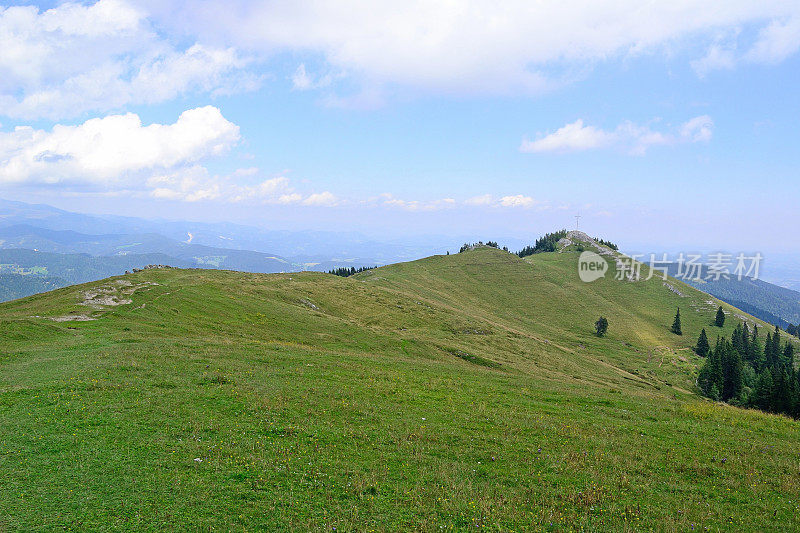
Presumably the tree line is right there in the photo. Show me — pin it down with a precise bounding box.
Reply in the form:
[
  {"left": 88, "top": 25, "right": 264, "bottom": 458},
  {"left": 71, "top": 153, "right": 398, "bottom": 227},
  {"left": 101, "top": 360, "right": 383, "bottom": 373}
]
[
  {"left": 515, "top": 230, "right": 568, "bottom": 258},
  {"left": 594, "top": 238, "right": 619, "bottom": 251},
  {"left": 459, "top": 241, "right": 509, "bottom": 253},
  {"left": 457, "top": 230, "right": 619, "bottom": 258},
  {"left": 328, "top": 266, "right": 376, "bottom": 277}
]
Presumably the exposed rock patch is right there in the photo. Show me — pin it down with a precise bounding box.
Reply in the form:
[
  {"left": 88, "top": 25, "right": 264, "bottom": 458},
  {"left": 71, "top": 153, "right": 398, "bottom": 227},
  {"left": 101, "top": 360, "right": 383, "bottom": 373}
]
[
  {"left": 50, "top": 314, "right": 96, "bottom": 322},
  {"left": 662, "top": 282, "right": 686, "bottom": 297}
]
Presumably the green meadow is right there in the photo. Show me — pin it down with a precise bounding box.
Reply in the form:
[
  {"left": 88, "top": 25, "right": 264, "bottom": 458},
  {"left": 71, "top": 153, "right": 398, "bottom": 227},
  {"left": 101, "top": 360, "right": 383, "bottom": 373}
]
[{"left": 1, "top": 247, "right": 798, "bottom": 530}]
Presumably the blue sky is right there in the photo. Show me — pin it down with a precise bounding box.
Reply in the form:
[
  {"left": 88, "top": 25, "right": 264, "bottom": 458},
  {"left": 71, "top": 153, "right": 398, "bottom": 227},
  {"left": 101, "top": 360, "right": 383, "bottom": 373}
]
[{"left": 1, "top": 1, "right": 799, "bottom": 253}]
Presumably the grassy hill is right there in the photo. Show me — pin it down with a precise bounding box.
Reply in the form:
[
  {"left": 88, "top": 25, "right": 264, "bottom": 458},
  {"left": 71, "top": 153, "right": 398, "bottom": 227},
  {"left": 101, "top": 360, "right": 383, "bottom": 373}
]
[{"left": 1, "top": 246, "right": 798, "bottom": 530}]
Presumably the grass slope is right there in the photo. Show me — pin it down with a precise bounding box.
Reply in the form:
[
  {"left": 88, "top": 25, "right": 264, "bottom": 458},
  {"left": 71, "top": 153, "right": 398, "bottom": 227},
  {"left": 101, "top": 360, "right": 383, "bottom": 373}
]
[{"left": 1, "top": 248, "right": 798, "bottom": 531}]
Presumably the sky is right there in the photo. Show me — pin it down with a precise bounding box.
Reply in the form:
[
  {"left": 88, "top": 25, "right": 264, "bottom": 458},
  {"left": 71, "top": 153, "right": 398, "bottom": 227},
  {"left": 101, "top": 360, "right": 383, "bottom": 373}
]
[{"left": 1, "top": 0, "right": 799, "bottom": 253}]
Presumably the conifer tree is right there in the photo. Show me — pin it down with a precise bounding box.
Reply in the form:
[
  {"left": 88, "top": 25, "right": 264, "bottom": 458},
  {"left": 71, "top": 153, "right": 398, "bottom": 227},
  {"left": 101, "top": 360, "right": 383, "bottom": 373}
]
[
  {"left": 751, "top": 339, "right": 764, "bottom": 370},
  {"left": 765, "top": 326, "right": 782, "bottom": 369},
  {"left": 741, "top": 323, "right": 750, "bottom": 357},
  {"left": 771, "top": 326, "right": 782, "bottom": 366},
  {"left": 751, "top": 371, "right": 774, "bottom": 411},
  {"left": 748, "top": 325, "right": 763, "bottom": 368},
  {"left": 700, "top": 340, "right": 724, "bottom": 397},
  {"left": 732, "top": 323, "right": 744, "bottom": 354},
  {"left": 721, "top": 341, "right": 743, "bottom": 402},
  {"left": 764, "top": 331, "right": 774, "bottom": 369},
  {"left": 782, "top": 343, "right": 795, "bottom": 369},
  {"left": 715, "top": 306, "right": 726, "bottom": 327},
  {"left": 771, "top": 367, "right": 793, "bottom": 414},
  {"left": 695, "top": 328, "right": 710, "bottom": 357},
  {"left": 671, "top": 308, "right": 682, "bottom": 335},
  {"left": 595, "top": 316, "right": 609, "bottom": 337},
  {"left": 708, "top": 383, "right": 721, "bottom": 401}
]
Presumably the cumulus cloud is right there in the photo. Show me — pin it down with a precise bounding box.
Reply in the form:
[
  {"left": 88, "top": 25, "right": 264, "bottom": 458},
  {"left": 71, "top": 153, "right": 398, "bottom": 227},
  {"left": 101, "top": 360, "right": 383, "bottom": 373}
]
[
  {"left": 5, "top": 1, "right": 799, "bottom": 113},
  {"left": 0, "top": 103, "right": 338, "bottom": 206},
  {"left": 0, "top": 0, "right": 256, "bottom": 119},
  {"left": 745, "top": 17, "right": 800, "bottom": 64},
  {"left": 378, "top": 193, "right": 456, "bottom": 211},
  {"left": 520, "top": 120, "right": 615, "bottom": 154},
  {"left": 147, "top": 169, "right": 338, "bottom": 206},
  {"left": 521, "top": 116, "right": 714, "bottom": 155},
  {"left": 137, "top": 0, "right": 800, "bottom": 96},
  {"left": 302, "top": 191, "right": 339, "bottom": 207},
  {"left": 0, "top": 106, "right": 239, "bottom": 185},
  {"left": 464, "top": 194, "right": 495, "bottom": 206},
  {"left": 498, "top": 195, "right": 536, "bottom": 208},
  {"left": 462, "top": 194, "right": 543, "bottom": 209}
]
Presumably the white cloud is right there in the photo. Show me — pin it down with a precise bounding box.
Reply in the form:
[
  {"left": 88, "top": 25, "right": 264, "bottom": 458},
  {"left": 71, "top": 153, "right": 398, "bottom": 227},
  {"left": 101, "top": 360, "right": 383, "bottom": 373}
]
[
  {"left": 691, "top": 44, "right": 737, "bottom": 77},
  {"left": 0, "top": 106, "right": 239, "bottom": 185},
  {"left": 0, "top": 0, "right": 255, "bottom": 119},
  {"left": 148, "top": 166, "right": 223, "bottom": 202},
  {"left": 464, "top": 194, "right": 494, "bottom": 206},
  {"left": 379, "top": 193, "right": 456, "bottom": 211},
  {"left": 0, "top": 105, "right": 340, "bottom": 206},
  {"left": 302, "top": 191, "right": 339, "bottom": 207},
  {"left": 745, "top": 17, "right": 800, "bottom": 64},
  {"left": 680, "top": 115, "right": 714, "bottom": 142},
  {"left": 463, "top": 194, "right": 545, "bottom": 209},
  {"left": 5, "top": 1, "right": 798, "bottom": 113},
  {"left": 520, "top": 120, "right": 615, "bottom": 154},
  {"left": 521, "top": 116, "right": 714, "bottom": 155},
  {"left": 693, "top": 17, "right": 800, "bottom": 75},
  {"left": 291, "top": 63, "right": 332, "bottom": 91},
  {"left": 148, "top": 170, "right": 338, "bottom": 206},
  {"left": 137, "top": 0, "right": 800, "bottom": 96},
  {"left": 498, "top": 195, "right": 536, "bottom": 208},
  {"left": 291, "top": 64, "right": 313, "bottom": 90}
]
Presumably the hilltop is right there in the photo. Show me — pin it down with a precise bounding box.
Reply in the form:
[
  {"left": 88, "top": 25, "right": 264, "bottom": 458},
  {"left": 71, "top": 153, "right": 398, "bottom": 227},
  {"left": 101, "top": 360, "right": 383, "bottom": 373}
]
[{"left": 1, "top": 244, "right": 798, "bottom": 530}]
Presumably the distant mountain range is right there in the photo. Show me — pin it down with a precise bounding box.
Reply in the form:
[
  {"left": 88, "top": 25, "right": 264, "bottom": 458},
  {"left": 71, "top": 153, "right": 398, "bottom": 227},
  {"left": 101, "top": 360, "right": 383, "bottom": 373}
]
[
  {"left": 0, "top": 224, "right": 293, "bottom": 271},
  {"left": 2, "top": 197, "right": 799, "bottom": 332},
  {"left": 0, "top": 198, "right": 454, "bottom": 262},
  {"left": 0, "top": 198, "right": 464, "bottom": 302}
]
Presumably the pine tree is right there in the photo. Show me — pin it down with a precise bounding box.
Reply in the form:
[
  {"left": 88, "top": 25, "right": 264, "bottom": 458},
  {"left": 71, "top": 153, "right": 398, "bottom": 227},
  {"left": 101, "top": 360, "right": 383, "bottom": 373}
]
[
  {"left": 721, "top": 341, "right": 743, "bottom": 402},
  {"left": 708, "top": 383, "right": 721, "bottom": 401},
  {"left": 771, "top": 367, "right": 793, "bottom": 415},
  {"left": 771, "top": 327, "right": 782, "bottom": 366},
  {"left": 794, "top": 369, "right": 800, "bottom": 419},
  {"left": 765, "top": 326, "right": 782, "bottom": 369},
  {"left": 748, "top": 325, "right": 763, "bottom": 368},
  {"left": 732, "top": 323, "right": 744, "bottom": 354},
  {"left": 671, "top": 308, "right": 682, "bottom": 335},
  {"left": 751, "top": 371, "right": 774, "bottom": 411},
  {"left": 782, "top": 343, "right": 795, "bottom": 369},
  {"left": 764, "top": 331, "right": 774, "bottom": 369},
  {"left": 700, "top": 340, "right": 724, "bottom": 397},
  {"left": 715, "top": 306, "right": 726, "bottom": 327},
  {"left": 595, "top": 316, "right": 609, "bottom": 337},
  {"left": 741, "top": 323, "right": 750, "bottom": 358},
  {"left": 695, "top": 328, "right": 710, "bottom": 357}
]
